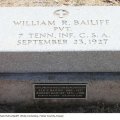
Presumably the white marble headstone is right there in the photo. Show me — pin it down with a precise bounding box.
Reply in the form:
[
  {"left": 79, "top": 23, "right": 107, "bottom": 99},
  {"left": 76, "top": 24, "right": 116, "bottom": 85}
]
[{"left": 0, "top": 7, "right": 120, "bottom": 72}]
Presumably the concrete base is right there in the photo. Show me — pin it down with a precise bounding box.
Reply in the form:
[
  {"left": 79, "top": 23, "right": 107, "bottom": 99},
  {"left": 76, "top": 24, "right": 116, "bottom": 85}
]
[
  {"left": 0, "top": 73, "right": 120, "bottom": 104},
  {"left": 1, "top": 52, "right": 120, "bottom": 72}
]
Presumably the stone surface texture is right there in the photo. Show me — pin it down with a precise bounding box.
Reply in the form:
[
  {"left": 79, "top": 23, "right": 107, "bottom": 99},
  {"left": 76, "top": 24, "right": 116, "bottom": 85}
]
[
  {"left": 0, "top": 52, "right": 120, "bottom": 72},
  {"left": 0, "top": 73, "right": 120, "bottom": 104}
]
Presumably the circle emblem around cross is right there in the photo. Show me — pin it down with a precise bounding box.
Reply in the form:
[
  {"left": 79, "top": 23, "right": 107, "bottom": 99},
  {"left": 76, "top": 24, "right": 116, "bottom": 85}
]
[{"left": 54, "top": 9, "right": 69, "bottom": 18}]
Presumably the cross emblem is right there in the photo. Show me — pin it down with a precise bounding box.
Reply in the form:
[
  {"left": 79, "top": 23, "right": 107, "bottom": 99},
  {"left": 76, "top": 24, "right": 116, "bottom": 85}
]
[{"left": 54, "top": 9, "right": 69, "bottom": 18}]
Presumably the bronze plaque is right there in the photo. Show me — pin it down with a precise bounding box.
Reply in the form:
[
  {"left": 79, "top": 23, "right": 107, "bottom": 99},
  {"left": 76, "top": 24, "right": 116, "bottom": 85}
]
[{"left": 34, "top": 83, "right": 87, "bottom": 99}]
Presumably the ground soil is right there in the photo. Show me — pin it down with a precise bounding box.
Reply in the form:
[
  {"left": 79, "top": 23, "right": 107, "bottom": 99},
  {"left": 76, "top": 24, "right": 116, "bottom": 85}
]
[{"left": 0, "top": 0, "right": 120, "bottom": 6}]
